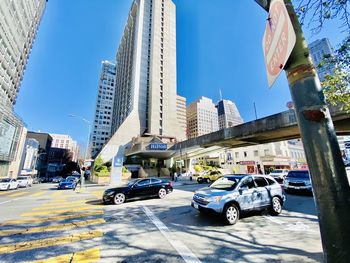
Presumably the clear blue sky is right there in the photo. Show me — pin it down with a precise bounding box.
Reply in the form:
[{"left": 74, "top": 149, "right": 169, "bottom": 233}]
[{"left": 15, "top": 0, "right": 347, "bottom": 152}]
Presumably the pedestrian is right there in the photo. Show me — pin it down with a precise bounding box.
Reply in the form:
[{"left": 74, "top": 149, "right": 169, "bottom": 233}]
[
  {"left": 189, "top": 171, "right": 193, "bottom": 181},
  {"left": 174, "top": 172, "right": 178, "bottom": 182}
]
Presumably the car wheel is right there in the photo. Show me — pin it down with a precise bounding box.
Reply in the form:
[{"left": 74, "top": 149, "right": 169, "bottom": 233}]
[
  {"left": 158, "top": 188, "right": 167, "bottom": 199},
  {"left": 270, "top": 197, "right": 282, "bottom": 215},
  {"left": 224, "top": 204, "right": 239, "bottom": 225},
  {"left": 113, "top": 193, "right": 126, "bottom": 205}
]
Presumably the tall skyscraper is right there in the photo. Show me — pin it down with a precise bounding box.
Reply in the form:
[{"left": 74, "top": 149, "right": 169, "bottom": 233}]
[
  {"left": 0, "top": 0, "right": 47, "bottom": 177},
  {"left": 176, "top": 95, "right": 187, "bottom": 140},
  {"left": 0, "top": 0, "right": 47, "bottom": 107},
  {"left": 90, "top": 61, "right": 116, "bottom": 157},
  {"left": 99, "top": 0, "right": 182, "bottom": 162},
  {"left": 309, "top": 38, "right": 334, "bottom": 82},
  {"left": 187, "top": 97, "right": 219, "bottom": 139},
  {"left": 217, "top": 99, "right": 243, "bottom": 129}
]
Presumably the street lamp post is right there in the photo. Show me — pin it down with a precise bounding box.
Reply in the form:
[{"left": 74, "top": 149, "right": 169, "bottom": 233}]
[{"left": 69, "top": 114, "right": 92, "bottom": 188}]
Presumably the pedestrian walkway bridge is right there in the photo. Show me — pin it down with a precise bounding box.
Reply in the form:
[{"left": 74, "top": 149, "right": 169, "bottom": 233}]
[{"left": 170, "top": 107, "right": 350, "bottom": 157}]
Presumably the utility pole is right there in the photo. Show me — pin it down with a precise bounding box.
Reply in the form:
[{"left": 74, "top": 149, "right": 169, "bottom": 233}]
[{"left": 255, "top": 0, "right": 350, "bottom": 262}]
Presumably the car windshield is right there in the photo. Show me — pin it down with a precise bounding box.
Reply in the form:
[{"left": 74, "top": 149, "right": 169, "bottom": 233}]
[
  {"left": 272, "top": 170, "right": 283, "bottom": 173},
  {"left": 0, "top": 178, "right": 11, "bottom": 183},
  {"left": 66, "top": 177, "right": 76, "bottom": 181},
  {"left": 287, "top": 171, "right": 310, "bottom": 178},
  {"left": 210, "top": 176, "right": 241, "bottom": 190},
  {"left": 17, "top": 177, "right": 26, "bottom": 180}
]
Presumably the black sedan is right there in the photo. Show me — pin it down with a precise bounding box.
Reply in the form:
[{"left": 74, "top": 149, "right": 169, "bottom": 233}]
[{"left": 102, "top": 178, "right": 173, "bottom": 205}]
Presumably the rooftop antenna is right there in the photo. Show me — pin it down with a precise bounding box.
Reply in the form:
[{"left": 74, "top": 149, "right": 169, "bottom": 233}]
[{"left": 219, "top": 89, "right": 223, "bottom": 101}]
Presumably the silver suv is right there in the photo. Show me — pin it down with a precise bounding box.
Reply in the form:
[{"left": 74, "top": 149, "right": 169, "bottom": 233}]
[
  {"left": 284, "top": 170, "right": 312, "bottom": 193},
  {"left": 191, "top": 174, "right": 285, "bottom": 225}
]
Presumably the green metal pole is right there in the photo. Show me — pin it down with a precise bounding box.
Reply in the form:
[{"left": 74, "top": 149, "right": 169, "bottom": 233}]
[{"left": 282, "top": 0, "right": 350, "bottom": 262}]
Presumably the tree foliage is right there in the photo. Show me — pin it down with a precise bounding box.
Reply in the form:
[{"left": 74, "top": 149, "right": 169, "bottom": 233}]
[
  {"left": 294, "top": 0, "right": 350, "bottom": 33},
  {"left": 318, "top": 36, "right": 350, "bottom": 111}
]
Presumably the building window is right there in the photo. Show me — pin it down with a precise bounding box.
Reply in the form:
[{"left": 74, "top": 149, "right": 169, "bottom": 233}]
[
  {"left": 244, "top": 151, "right": 248, "bottom": 157},
  {"left": 254, "top": 150, "right": 258, "bottom": 157},
  {"left": 235, "top": 152, "right": 239, "bottom": 158}
]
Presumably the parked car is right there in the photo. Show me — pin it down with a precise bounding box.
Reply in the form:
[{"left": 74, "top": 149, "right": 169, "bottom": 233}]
[
  {"left": 58, "top": 178, "right": 78, "bottom": 190},
  {"left": 197, "top": 171, "right": 223, "bottom": 184},
  {"left": 191, "top": 174, "right": 285, "bottom": 225},
  {"left": 0, "top": 178, "right": 19, "bottom": 191},
  {"left": 102, "top": 178, "right": 173, "bottom": 205},
  {"left": 52, "top": 176, "right": 64, "bottom": 183},
  {"left": 32, "top": 177, "right": 40, "bottom": 184},
  {"left": 269, "top": 169, "right": 289, "bottom": 183},
  {"left": 17, "top": 176, "right": 33, "bottom": 188},
  {"left": 284, "top": 170, "right": 312, "bottom": 194}
]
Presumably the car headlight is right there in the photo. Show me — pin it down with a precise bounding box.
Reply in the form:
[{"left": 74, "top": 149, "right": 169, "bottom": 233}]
[
  {"left": 284, "top": 180, "right": 289, "bottom": 186},
  {"left": 304, "top": 181, "right": 312, "bottom": 186},
  {"left": 206, "top": 196, "right": 223, "bottom": 203},
  {"left": 104, "top": 189, "right": 115, "bottom": 195}
]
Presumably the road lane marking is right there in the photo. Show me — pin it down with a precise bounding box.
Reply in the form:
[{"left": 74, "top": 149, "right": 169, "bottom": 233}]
[
  {"left": 0, "top": 211, "right": 104, "bottom": 226},
  {"left": 264, "top": 215, "right": 316, "bottom": 233},
  {"left": 0, "top": 230, "right": 103, "bottom": 254},
  {"left": 263, "top": 215, "right": 284, "bottom": 225},
  {"left": 52, "top": 191, "right": 63, "bottom": 197},
  {"left": 91, "top": 190, "right": 103, "bottom": 198},
  {"left": 36, "top": 199, "right": 95, "bottom": 208},
  {"left": 32, "top": 203, "right": 92, "bottom": 211},
  {"left": 21, "top": 206, "right": 103, "bottom": 217},
  {"left": 8, "top": 192, "right": 27, "bottom": 197},
  {"left": 0, "top": 218, "right": 105, "bottom": 237},
  {"left": 27, "top": 247, "right": 100, "bottom": 263},
  {"left": 142, "top": 206, "right": 201, "bottom": 263},
  {"left": 0, "top": 197, "right": 25, "bottom": 205},
  {"left": 30, "top": 191, "right": 47, "bottom": 197}
]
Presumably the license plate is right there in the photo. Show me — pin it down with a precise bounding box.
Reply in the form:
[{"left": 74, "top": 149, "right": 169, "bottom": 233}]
[{"left": 193, "top": 203, "right": 199, "bottom": 209}]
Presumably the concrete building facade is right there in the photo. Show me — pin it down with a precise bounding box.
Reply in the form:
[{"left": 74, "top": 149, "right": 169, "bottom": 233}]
[
  {"left": 176, "top": 94, "right": 187, "bottom": 140},
  {"left": 309, "top": 38, "right": 334, "bottom": 82},
  {"left": 50, "top": 134, "right": 79, "bottom": 162},
  {"left": 90, "top": 61, "right": 116, "bottom": 157},
  {"left": 217, "top": 99, "right": 243, "bottom": 130},
  {"left": 187, "top": 96, "right": 219, "bottom": 139},
  {"left": 0, "top": 0, "right": 47, "bottom": 107},
  {"left": 0, "top": 0, "right": 46, "bottom": 177},
  {"left": 99, "top": 0, "right": 182, "bottom": 165}
]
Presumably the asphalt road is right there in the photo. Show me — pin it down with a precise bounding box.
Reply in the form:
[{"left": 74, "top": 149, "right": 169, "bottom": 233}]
[{"left": 0, "top": 182, "right": 323, "bottom": 263}]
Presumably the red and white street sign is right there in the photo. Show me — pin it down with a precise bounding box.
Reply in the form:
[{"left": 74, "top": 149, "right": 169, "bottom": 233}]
[{"left": 262, "top": 0, "right": 296, "bottom": 87}]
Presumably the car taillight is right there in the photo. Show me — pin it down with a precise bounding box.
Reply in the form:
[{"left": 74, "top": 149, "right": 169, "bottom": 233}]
[{"left": 169, "top": 182, "right": 173, "bottom": 187}]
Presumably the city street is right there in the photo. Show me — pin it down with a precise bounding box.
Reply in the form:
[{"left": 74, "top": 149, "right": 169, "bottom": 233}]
[{"left": 0, "top": 183, "right": 323, "bottom": 263}]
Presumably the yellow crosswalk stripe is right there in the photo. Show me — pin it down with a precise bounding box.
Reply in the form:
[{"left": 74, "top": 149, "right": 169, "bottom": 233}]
[
  {"left": 91, "top": 190, "right": 103, "bottom": 198},
  {"left": 32, "top": 203, "right": 90, "bottom": 211},
  {"left": 0, "top": 191, "right": 12, "bottom": 195},
  {"left": 30, "top": 191, "right": 46, "bottom": 197},
  {"left": 7, "top": 192, "right": 27, "bottom": 197},
  {"left": 0, "top": 230, "right": 103, "bottom": 254},
  {"left": 52, "top": 191, "right": 63, "bottom": 197},
  {"left": 21, "top": 206, "right": 103, "bottom": 217},
  {"left": 0, "top": 211, "right": 104, "bottom": 226},
  {"left": 38, "top": 199, "right": 94, "bottom": 207},
  {"left": 27, "top": 247, "right": 100, "bottom": 263},
  {"left": 0, "top": 218, "right": 105, "bottom": 237}
]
